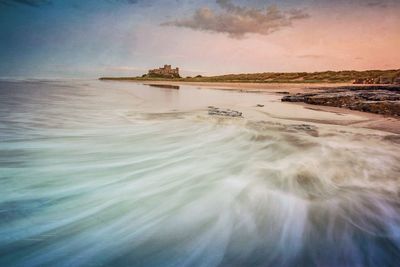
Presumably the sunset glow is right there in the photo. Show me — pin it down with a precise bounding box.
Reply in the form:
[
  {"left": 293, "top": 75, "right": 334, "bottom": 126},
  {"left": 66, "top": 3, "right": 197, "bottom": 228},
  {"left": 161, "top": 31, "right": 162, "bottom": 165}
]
[{"left": 0, "top": 0, "right": 399, "bottom": 77}]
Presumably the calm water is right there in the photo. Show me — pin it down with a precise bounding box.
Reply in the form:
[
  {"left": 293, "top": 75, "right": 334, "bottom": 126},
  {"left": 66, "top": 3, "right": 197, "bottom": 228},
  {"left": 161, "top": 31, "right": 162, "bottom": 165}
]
[{"left": 1, "top": 79, "right": 400, "bottom": 267}]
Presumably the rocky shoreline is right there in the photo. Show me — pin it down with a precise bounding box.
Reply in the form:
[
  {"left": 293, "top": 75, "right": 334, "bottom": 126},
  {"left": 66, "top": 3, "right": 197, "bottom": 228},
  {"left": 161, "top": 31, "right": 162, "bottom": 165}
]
[{"left": 282, "top": 86, "right": 400, "bottom": 117}]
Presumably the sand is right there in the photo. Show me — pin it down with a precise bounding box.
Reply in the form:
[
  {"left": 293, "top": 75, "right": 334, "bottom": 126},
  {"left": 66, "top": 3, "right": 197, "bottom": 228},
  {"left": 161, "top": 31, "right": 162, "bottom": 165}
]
[
  {"left": 135, "top": 80, "right": 353, "bottom": 94},
  {"left": 119, "top": 80, "right": 400, "bottom": 134}
]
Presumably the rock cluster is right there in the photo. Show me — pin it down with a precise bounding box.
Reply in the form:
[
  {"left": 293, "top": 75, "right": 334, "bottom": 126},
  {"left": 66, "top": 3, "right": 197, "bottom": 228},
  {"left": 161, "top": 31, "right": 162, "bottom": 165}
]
[
  {"left": 208, "top": 106, "right": 243, "bottom": 117},
  {"left": 282, "top": 86, "right": 400, "bottom": 116},
  {"left": 286, "top": 124, "right": 319, "bottom": 137}
]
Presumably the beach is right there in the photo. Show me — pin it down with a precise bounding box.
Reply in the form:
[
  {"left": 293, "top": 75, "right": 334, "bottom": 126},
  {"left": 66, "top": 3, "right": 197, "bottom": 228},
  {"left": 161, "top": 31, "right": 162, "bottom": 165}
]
[
  {"left": 3, "top": 0, "right": 400, "bottom": 265},
  {"left": 112, "top": 80, "right": 400, "bottom": 134},
  {"left": 117, "top": 80, "right": 352, "bottom": 93},
  {"left": 1, "top": 79, "right": 400, "bottom": 266}
]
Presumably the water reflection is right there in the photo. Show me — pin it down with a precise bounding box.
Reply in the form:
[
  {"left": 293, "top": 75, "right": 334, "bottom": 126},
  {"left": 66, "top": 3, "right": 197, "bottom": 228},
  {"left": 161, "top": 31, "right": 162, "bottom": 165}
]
[{"left": 147, "top": 84, "right": 180, "bottom": 90}]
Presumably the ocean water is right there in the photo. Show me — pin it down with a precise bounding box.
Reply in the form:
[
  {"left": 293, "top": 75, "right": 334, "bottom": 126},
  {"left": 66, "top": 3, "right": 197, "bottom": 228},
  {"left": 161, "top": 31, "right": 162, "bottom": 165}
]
[{"left": 1, "top": 79, "right": 400, "bottom": 267}]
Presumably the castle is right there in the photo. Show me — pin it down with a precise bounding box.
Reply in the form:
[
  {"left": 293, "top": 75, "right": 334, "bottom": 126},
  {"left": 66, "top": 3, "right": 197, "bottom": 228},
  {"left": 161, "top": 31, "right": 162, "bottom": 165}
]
[{"left": 148, "top": 65, "right": 180, "bottom": 78}]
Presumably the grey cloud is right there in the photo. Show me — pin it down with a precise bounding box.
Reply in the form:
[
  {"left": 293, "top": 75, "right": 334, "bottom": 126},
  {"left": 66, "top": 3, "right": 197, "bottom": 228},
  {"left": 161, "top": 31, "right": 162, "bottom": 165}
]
[
  {"left": 162, "top": 0, "right": 310, "bottom": 38},
  {"left": 366, "top": 1, "right": 388, "bottom": 8}
]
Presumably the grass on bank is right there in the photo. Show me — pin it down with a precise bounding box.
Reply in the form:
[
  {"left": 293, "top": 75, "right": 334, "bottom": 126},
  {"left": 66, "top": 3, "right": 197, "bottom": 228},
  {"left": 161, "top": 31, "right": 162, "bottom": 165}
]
[{"left": 100, "top": 69, "right": 400, "bottom": 84}]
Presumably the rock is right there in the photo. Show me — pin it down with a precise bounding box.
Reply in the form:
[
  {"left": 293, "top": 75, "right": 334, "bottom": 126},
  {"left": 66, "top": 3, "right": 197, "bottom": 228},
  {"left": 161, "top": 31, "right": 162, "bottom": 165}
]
[
  {"left": 286, "top": 124, "right": 319, "bottom": 137},
  {"left": 208, "top": 107, "right": 243, "bottom": 117},
  {"left": 281, "top": 87, "right": 400, "bottom": 117},
  {"left": 282, "top": 93, "right": 317, "bottom": 102},
  {"left": 256, "top": 104, "right": 264, "bottom": 107},
  {"left": 349, "top": 101, "right": 400, "bottom": 116}
]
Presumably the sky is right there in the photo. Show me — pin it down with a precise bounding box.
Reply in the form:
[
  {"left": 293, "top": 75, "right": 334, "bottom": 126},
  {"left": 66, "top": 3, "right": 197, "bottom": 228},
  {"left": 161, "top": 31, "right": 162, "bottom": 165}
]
[{"left": 0, "top": 0, "right": 399, "bottom": 78}]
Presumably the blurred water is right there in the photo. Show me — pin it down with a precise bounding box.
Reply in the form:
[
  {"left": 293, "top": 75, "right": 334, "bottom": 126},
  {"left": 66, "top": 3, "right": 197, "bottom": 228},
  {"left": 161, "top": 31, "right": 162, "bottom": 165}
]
[{"left": 1, "top": 79, "right": 400, "bottom": 267}]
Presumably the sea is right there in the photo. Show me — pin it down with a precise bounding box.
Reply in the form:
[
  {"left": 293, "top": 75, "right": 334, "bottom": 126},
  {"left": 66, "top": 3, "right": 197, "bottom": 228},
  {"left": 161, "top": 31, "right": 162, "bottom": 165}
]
[{"left": 1, "top": 79, "right": 400, "bottom": 267}]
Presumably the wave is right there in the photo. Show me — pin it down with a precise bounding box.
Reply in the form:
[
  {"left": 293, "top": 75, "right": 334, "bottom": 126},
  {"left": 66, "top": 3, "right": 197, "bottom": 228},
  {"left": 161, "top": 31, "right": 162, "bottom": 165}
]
[{"left": 0, "top": 80, "right": 400, "bottom": 267}]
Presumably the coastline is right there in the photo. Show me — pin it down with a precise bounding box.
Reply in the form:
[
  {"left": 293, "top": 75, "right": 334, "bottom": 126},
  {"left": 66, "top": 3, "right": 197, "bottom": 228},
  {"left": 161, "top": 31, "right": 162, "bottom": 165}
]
[
  {"left": 102, "top": 79, "right": 354, "bottom": 94},
  {"left": 101, "top": 79, "right": 400, "bottom": 134},
  {"left": 4, "top": 79, "right": 400, "bottom": 267},
  {"left": 280, "top": 103, "right": 400, "bottom": 134}
]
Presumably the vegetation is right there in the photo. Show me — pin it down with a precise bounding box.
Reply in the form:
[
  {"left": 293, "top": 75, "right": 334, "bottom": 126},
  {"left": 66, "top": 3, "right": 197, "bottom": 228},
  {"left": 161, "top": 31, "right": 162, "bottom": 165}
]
[
  {"left": 100, "top": 69, "right": 400, "bottom": 84},
  {"left": 142, "top": 73, "right": 181, "bottom": 79}
]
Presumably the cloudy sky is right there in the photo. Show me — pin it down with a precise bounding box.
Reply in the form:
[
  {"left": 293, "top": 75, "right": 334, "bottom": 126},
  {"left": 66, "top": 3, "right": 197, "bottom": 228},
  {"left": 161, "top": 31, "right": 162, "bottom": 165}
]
[{"left": 0, "top": 0, "right": 399, "bottom": 78}]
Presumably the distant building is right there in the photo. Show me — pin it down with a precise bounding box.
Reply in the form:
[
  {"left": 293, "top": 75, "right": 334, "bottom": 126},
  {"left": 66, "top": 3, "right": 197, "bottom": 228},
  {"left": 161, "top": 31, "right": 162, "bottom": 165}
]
[
  {"left": 353, "top": 78, "right": 377, "bottom": 84},
  {"left": 148, "top": 65, "right": 180, "bottom": 78},
  {"left": 378, "top": 76, "right": 393, "bottom": 84}
]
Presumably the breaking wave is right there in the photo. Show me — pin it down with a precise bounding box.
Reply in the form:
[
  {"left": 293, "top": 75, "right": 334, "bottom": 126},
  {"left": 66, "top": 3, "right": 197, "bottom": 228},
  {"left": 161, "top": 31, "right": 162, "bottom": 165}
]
[{"left": 1, "top": 80, "right": 400, "bottom": 267}]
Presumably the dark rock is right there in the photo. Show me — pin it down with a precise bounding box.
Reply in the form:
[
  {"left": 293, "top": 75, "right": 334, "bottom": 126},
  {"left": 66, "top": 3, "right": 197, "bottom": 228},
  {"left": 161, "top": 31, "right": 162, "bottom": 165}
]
[
  {"left": 208, "top": 107, "right": 243, "bottom": 117},
  {"left": 256, "top": 104, "right": 264, "bottom": 107},
  {"left": 286, "top": 124, "right": 319, "bottom": 137},
  {"left": 281, "top": 88, "right": 400, "bottom": 117},
  {"left": 282, "top": 94, "right": 317, "bottom": 102},
  {"left": 349, "top": 101, "right": 400, "bottom": 116}
]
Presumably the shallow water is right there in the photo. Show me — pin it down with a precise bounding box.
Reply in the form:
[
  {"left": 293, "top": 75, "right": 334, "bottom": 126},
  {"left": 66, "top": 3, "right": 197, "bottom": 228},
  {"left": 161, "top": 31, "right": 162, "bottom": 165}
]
[{"left": 1, "top": 79, "right": 400, "bottom": 267}]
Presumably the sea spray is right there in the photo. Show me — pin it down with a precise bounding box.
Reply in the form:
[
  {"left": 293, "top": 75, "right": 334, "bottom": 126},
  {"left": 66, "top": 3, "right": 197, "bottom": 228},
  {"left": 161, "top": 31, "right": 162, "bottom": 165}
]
[{"left": 0, "top": 80, "right": 400, "bottom": 266}]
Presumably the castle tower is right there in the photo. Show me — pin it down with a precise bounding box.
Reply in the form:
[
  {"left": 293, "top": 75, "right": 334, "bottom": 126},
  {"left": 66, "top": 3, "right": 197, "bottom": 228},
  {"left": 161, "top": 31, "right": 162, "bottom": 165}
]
[{"left": 148, "top": 65, "right": 180, "bottom": 78}]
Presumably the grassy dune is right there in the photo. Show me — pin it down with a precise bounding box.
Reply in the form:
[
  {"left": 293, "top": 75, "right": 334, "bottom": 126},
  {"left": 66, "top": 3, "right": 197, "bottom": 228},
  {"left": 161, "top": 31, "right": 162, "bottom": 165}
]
[{"left": 100, "top": 69, "right": 400, "bottom": 84}]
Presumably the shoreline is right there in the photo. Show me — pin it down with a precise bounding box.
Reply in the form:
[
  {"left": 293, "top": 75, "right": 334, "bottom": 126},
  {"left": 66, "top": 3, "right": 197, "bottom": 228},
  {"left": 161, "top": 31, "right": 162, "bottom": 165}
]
[
  {"left": 280, "top": 103, "right": 400, "bottom": 134},
  {"left": 103, "top": 79, "right": 355, "bottom": 94},
  {"left": 102, "top": 79, "right": 400, "bottom": 134}
]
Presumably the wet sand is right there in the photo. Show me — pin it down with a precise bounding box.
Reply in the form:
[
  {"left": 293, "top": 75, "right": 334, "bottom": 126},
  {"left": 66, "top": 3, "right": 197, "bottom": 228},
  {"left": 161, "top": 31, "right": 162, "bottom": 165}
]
[
  {"left": 133, "top": 80, "right": 352, "bottom": 94},
  {"left": 130, "top": 80, "right": 400, "bottom": 134},
  {"left": 281, "top": 103, "right": 400, "bottom": 134},
  {"left": 4, "top": 79, "right": 400, "bottom": 266}
]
